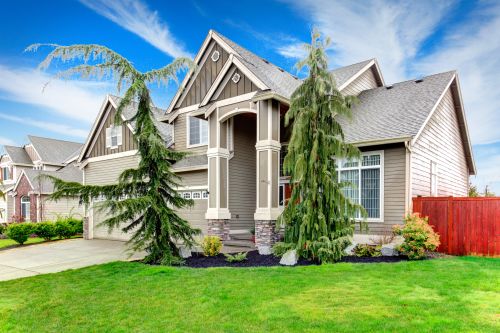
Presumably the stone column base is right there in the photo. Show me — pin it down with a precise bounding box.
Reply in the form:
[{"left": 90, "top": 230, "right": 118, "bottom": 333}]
[
  {"left": 255, "top": 220, "right": 278, "bottom": 254},
  {"left": 208, "top": 219, "right": 230, "bottom": 241},
  {"left": 83, "top": 216, "right": 90, "bottom": 240}
]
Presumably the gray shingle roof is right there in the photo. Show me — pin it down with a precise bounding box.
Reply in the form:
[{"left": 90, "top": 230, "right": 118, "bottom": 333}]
[
  {"left": 213, "top": 31, "right": 303, "bottom": 99},
  {"left": 109, "top": 95, "right": 173, "bottom": 145},
  {"left": 172, "top": 154, "right": 208, "bottom": 170},
  {"left": 28, "top": 136, "right": 83, "bottom": 165},
  {"left": 23, "top": 164, "right": 82, "bottom": 193},
  {"left": 339, "top": 71, "right": 455, "bottom": 143},
  {"left": 3, "top": 146, "right": 32, "bottom": 164},
  {"left": 331, "top": 59, "right": 374, "bottom": 88}
]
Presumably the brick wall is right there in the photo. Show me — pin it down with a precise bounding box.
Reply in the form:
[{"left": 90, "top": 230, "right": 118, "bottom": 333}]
[{"left": 14, "top": 174, "right": 37, "bottom": 222}]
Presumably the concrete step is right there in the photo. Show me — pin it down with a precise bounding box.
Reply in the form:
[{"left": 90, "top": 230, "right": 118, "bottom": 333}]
[{"left": 224, "top": 239, "right": 255, "bottom": 249}]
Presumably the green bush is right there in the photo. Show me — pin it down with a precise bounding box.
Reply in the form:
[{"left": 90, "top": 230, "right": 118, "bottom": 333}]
[
  {"left": 224, "top": 252, "right": 248, "bottom": 263},
  {"left": 54, "top": 220, "right": 74, "bottom": 239},
  {"left": 6, "top": 223, "right": 34, "bottom": 245},
  {"left": 353, "top": 244, "right": 382, "bottom": 257},
  {"left": 200, "top": 236, "right": 222, "bottom": 256},
  {"left": 66, "top": 218, "right": 83, "bottom": 234},
  {"left": 393, "top": 213, "right": 440, "bottom": 260},
  {"left": 35, "top": 222, "right": 56, "bottom": 241},
  {"left": 272, "top": 242, "right": 295, "bottom": 257},
  {"left": 0, "top": 223, "right": 7, "bottom": 236}
]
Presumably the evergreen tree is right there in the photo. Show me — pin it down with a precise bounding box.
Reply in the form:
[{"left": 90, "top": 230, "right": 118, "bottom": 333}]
[
  {"left": 468, "top": 182, "right": 479, "bottom": 197},
  {"left": 278, "top": 30, "right": 364, "bottom": 262},
  {"left": 28, "top": 44, "right": 199, "bottom": 264}
]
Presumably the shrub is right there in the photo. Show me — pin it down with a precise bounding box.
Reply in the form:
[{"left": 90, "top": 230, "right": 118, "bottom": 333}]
[
  {"left": 224, "top": 252, "right": 248, "bottom": 263},
  {"left": 66, "top": 218, "right": 84, "bottom": 234},
  {"left": 272, "top": 242, "right": 296, "bottom": 257},
  {"left": 393, "top": 213, "right": 440, "bottom": 260},
  {"left": 54, "top": 220, "right": 74, "bottom": 239},
  {"left": 0, "top": 223, "right": 7, "bottom": 236},
  {"left": 200, "top": 236, "right": 222, "bottom": 256},
  {"left": 6, "top": 223, "right": 33, "bottom": 244},
  {"left": 353, "top": 244, "right": 382, "bottom": 257},
  {"left": 35, "top": 222, "right": 56, "bottom": 241}
]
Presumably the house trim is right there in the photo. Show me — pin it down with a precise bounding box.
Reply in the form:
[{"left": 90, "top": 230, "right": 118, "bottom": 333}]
[
  {"left": 338, "top": 59, "right": 385, "bottom": 91},
  {"left": 78, "top": 150, "right": 139, "bottom": 169}
]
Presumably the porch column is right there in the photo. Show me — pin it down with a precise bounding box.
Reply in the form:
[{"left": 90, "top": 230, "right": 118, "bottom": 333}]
[
  {"left": 205, "top": 108, "right": 231, "bottom": 240},
  {"left": 254, "top": 99, "right": 281, "bottom": 252}
]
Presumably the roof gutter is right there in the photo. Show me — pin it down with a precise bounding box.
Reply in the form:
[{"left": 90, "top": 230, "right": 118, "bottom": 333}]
[{"left": 352, "top": 136, "right": 412, "bottom": 147}]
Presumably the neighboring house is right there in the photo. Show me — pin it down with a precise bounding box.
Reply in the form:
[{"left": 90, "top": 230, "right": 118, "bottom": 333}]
[
  {"left": 0, "top": 136, "right": 83, "bottom": 222},
  {"left": 80, "top": 30, "right": 475, "bottom": 251}
]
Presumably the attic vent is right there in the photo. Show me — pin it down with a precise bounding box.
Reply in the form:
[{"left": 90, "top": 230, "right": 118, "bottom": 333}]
[
  {"left": 232, "top": 73, "right": 241, "bottom": 84},
  {"left": 262, "top": 58, "right": 270, "bottom": 64},
  {"left": 386, "top": 85, "right": 393, "bottom": 90},
  {"left": 415, "top": 78, "right": 424, "bottom": 83},
  {"left": 211, "top": 50, "right": 220, "bottom": 62}
]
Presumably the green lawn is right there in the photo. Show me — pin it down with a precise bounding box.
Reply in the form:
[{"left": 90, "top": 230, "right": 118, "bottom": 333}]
[
  {"left": 0, "top": 237, "right": 45, "bottom": 249},
  {"left": 0, "top": 257, "right": 498, "bottom": 332}
]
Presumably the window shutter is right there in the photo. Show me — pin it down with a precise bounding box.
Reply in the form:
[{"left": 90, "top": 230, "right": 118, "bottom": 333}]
[
  {"left": 105, "top": 127, "right": 111, "bottom": 148},
  {"left": 117, "top": 126, "right": 123, "bottom": 146}
]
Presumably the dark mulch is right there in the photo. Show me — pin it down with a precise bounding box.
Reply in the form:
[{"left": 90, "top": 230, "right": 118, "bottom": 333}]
[{"left": 183, "top": 250, "right": 409, "bottom": 268}]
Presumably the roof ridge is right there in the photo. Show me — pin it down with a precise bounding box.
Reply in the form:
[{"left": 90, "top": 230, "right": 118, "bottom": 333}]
[
  {"left": 379, "top": 70, "right": 456, "bottom": 88},
  {"left": 27, "top": 135, "right": 82, "bottom": 145},
  {"left": 330, "top": 58, "right": 374, "bottom": 72}
]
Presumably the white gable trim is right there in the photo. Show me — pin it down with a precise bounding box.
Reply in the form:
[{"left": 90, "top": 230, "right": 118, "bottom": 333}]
[
  {"left": 78, "top": 150, "right": 139, "bottom": 169},
  {"left": 12, "top": 170, "right": 34, "bottom": 193},
  {"left": 338, "top": 59, "right": 385, "bottom": 91}
]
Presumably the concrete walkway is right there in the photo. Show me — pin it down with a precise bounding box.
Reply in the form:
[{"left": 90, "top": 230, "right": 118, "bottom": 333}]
[{"left": 0, "top": 239, "right": 144, "bottom": 282}]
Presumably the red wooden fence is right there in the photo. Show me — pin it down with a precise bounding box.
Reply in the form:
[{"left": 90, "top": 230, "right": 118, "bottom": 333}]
[{"left": 413, "top": 197, "right": 500, "bottom": 256}]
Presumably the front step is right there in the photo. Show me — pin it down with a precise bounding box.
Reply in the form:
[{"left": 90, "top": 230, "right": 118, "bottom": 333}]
[{"left": 224, "top": 239, "right": 255, "bottom": 249}]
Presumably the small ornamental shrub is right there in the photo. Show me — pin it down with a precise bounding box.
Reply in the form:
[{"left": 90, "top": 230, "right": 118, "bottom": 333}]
[
  {"left": 353, "top": 244, "right": 382, "bottom": 257},
  {"left": 0, "top": 223, "right": 7, "bottom": 235},
  {"left": 35, "top": 222, "right": 56, "bottom": 241},
  {"left": 224, "top": 252, "right": 248, "bottom": 263},
  {"left": 54, "top": 220, "right": 74, "bottom": 239},
  {"left": 66, "top": 218, "right": 84, "bottom": 234},
  {"left": 393, "top": 213, "right": 440, "bottom": 260},
  {"left": 6, "top": 223, "right": 34, "bottom": 244},
  {"left": 201, "top": 236, "right": 222, "bottom": 256},
  {"left": 272, "top": 242, "right": 296, "bottom": 257}
]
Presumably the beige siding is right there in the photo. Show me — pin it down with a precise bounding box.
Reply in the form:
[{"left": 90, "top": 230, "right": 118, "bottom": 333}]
[
  {"left": 0, "top": 197, "right": 7, "bottom": 223},
  {"left": 228, "top": 114, "right": 256, "bottom": 231},
  {"left": 172, "top": 112, "right": 208, "bottom": 154},
  {"left": 177, "top": 40, "right": 230, "bottom": 108},
  {"left": 411, "top": 88, "right": 469, "bottom": 197},
  {"left": 342, "top": 67, "right": 379, "bottom": 96},
  {"left": 358, "top": 145, "right": 407, "bottom": 234},
  {"left": 85, "top": 154, "right": 140, "bottom": 240},
  {"left": 6, "top": 193, "right": 14, "bottom": 220},
  {"left": 42, "top": 196, "right": 82, "bottom": 221},
  {"left": 177, "top": 170, "right": 208, "bottom": 234},
  {"left": 24, "top": 145, "right": 40, "bottom": 162},
  {"left": 88, "top": 105, "right": 137, "bottom": 158}
]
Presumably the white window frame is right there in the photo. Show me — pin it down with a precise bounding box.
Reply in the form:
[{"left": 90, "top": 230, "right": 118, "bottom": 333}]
[
  {"left": 191, "top": 191, "right": 202, "bottom": 200},
  {"left": 430, "top": 161, "right": 438, "bottom": 196},
  {"left": 202, "top": 190, "right": 209, "bottom": 199},
  {"left": 1, "top": 166, "right": 10, "bottom": 181},
  {"left": 337, "top": 151, "right": 384, "bottom": 222},
  {"left": 182, "top": 192, "right": 192, "bottom": 199},
  {"left": 21, "top": 196, "right": 30, "bottom": 221},
  {"left": 186, "top": 115, "right": 208, "bottom": 148},
  {"left": 106, "top": 125, "right": 123, "bottom": 149}
]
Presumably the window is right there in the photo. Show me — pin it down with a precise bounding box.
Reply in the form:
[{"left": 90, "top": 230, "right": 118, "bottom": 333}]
[
  {"left": 188, "top": 116, "right": 208, "bottom": 146},
  {"left": 279, "top": 184, "right": 285, "bottom": 207},
  {"left": 430, "top": 161, "right": 438, "bottom": 196},
  {"left": 337, "top": 152, "right": 383, "bottom": 220},
  {"left": 182, "top": 192, "right": 192, "bottom": 199},
  {"left": 1, "top": 167, "right": 10, "bottom": 181},
  {"left": 202, "top": 191, "right": 209, "bottom": 199},
  {"left": 106, "top": 125, "right": 122, "bottom": 149},
  {"left": 192, "top": 191, "right": 201, "bottom": 200},
  {"left": 280, "top": 144, "right": 288, "bottom": 177},
  {"left": 21, "top": 196, "right": 30, "bottom": 221}
]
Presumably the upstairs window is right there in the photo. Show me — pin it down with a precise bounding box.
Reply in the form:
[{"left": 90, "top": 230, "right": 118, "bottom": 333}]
[
  {"left": 337, "top": 152, "right": 384, "bottom": 221},
  {"left": 188, "top": 116, "right": 208, "bottom": 147},
  {"left": 1, "top": 167, "right": 10, "bottom": 181},
  {"left": 106, "top": 125, "right": 122, "bottom": 149}
]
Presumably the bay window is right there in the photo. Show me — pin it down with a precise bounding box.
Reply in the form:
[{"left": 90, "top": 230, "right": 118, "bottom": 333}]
[{"left": 337, "top": 151, "right": 384, "bottom": 221}]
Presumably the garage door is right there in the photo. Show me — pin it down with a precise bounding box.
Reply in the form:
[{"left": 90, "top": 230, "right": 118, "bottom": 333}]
[{"left": 92, "top": 209, "right": 132, "bottom": 241}]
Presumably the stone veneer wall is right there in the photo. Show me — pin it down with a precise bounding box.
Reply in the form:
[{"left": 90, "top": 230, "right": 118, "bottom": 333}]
[
  {"left": 207, "top": 219, "right": 230, "bottom": 241},
  {"left": 255, "top": 220, "right": 278, "bottom": 249}
]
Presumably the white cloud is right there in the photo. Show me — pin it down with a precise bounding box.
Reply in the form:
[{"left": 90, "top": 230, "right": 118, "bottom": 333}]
[
  {"left": 282, "top": 0, "right": 453, "bottom": 83},
  {"left": 0, "top": 64, "right": 108, "bottom": 123},
  {"left": 0, "top": 113, "right": 88, "bottom": 139},
  {"left": 0, "top": 137, "right": 16, "bottom": 146},
  {"left": 277, "top": 43, "right": 308, "bottom": 60},
  {"left": 471, "top": 144, "right": 500, "bottom": 194},
  {"left": 80, "top": 0, "right": 192, "bottom": 58}
]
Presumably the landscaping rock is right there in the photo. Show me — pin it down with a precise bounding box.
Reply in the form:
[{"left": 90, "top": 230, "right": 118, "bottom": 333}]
[
  {"left": 381, "top": 243, "right": 399, "bottom": 256},
  {"left": 258, "top": 246, "right": 272, "bottom": 255},
  {"left": 280, "top": 249, "right": 298, "bottom": 266},
  {"left": 344, "top": 242, "right": 357, "bottom": 255},
  {"left": 179, "top": 246, "right": 192, "bottom": 258}
]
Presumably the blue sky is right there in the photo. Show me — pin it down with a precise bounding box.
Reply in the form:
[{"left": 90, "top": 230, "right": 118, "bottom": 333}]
[{"left": 0, "top": 0, "right": 499, "bottom": 193}]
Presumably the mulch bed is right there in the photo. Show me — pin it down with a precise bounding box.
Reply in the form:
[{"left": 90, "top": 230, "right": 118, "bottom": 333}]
[{"left": 183, "top": 250, "right": 409, "bottom": 268}]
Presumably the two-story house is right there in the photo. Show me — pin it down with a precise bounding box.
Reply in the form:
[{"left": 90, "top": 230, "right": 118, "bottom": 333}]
[
  {"left": 78, "top": 30, "right": 475, "bottom": 253},
  {"left": 0, "top": 136, "right": 83, "bottom": 222}
]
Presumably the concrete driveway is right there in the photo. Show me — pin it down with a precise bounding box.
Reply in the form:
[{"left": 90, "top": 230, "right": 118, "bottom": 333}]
[{"left": 0, "top": 239, "right": 145, "bottom": 282}]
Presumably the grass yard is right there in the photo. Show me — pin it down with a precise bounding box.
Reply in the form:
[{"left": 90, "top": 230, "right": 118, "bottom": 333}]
[
  {"left": 0, "top": 237, "right": 45, "bottom": 249},
  {"left": 0, "top": 257, "right": 498, "bottom": 332}
]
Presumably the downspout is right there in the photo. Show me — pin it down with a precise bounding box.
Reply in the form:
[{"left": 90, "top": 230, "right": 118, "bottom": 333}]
[{"left": 404, "top": 140, "right": 413, "bottom": 214}]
